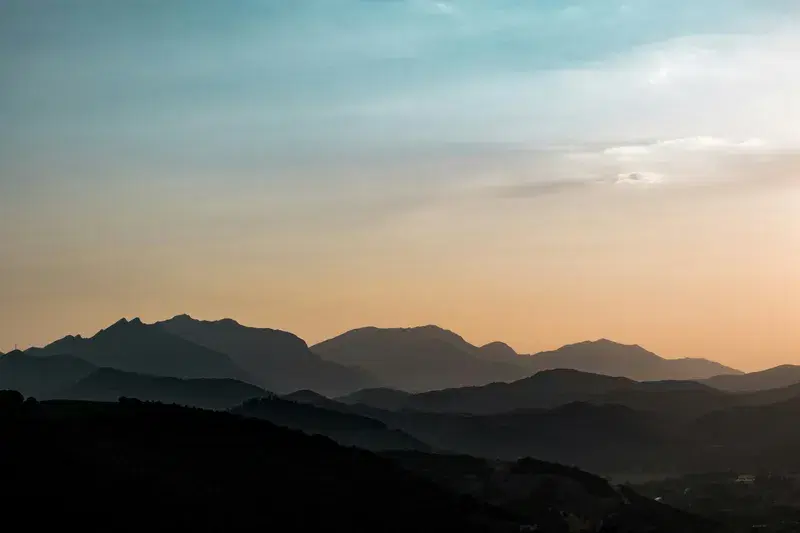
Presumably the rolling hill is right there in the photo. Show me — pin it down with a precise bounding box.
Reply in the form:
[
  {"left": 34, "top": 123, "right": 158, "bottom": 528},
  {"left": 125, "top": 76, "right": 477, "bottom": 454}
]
[
  {"left": 58, "top": 367, "right": 268, "bottom": 410},
  {"left": 703, "top": 364, "right": 800, "bottom": 392},
  {"left": 232, "top": 396, "right": 431, "bottom": 452},
  {"left": 0, "top": 398, "right": 519, "bottom": 532},
  {"left": 340, "top": 369, "right": 727, "bottom": 415},
  {"left": 0, "top": 350, "right": 96, "bottom": 398}
]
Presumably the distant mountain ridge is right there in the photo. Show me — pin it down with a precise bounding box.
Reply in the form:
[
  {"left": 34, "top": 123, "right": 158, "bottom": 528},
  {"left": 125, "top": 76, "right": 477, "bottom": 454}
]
[
  {"left": 27, "top": 318, "right": 247, "bottom": 381},
  {"left": 312, "top": 326, "right": 527, "bottom": 392},
  {"left": 521, "top": 339, "right": 741, "bottom": 381},
  {"left": 157, "top": 314, "right": 374, "bottom": 396},
  {"left": 14, "top": 318, "right": 747, "bottom": 396},
  {"left": 703, "top": 364, "right": 800, "bottom": 391},
  {"left": 232, "top": 396, "right": 431, "bottom": 452},
  {"left": 313, "top": 326, "right": 740, "bottom": 391}
]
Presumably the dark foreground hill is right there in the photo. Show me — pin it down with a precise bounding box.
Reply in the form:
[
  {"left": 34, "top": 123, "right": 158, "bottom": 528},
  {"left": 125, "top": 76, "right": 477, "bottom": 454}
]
[
  {"left": 387, "top": 452, "right": 720, "bottom": 533},
  {"left": 0, "top": 394, "right": 516, "bottom": 533},
  {"left": 0, "top": 393, "right": 715, "bottom": 533}
]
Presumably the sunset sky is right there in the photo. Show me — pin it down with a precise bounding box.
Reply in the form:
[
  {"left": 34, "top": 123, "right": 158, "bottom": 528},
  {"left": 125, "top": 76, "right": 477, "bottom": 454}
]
[{"left": 2, "top": 1, "right": 799, "bottom": 370}]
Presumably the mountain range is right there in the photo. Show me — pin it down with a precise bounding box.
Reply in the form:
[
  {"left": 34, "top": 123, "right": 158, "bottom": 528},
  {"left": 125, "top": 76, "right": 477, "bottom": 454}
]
[
  {"left": 157, "top": 314, "right": 372, "bottom": 395},
  {"left": 312, "top": 327, "right": 740, "bottom": 391},
  {"left": 6, "top": 312, "right": 800, "bottom": 515},
  {"left": 338, "top": 369, "right": 726, "bottom": 415},
  {"left": 8, "top": 315, "right": 800, "bottom": 400}
]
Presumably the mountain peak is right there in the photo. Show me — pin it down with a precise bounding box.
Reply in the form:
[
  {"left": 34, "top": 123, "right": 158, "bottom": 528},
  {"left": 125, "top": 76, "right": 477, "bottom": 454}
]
[
  {"left": 106, "top": 317, "right": 143, "bottom": 329},
  {"left": 479, "top": 341, "right": 518, "bottom": 359},
  {"left": 166, "top": 314, "right": 241, "bottom": 328}
]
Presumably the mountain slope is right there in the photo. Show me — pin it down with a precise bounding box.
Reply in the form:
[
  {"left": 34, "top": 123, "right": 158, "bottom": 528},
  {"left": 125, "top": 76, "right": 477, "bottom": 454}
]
[
  {"left": 59, "top": 368, "right": 268, "bottom": 410},
  {"left": 342, "top": 369, "right": 727, "bottom": 415},
  {"left": 28, "top": 318, "right": 247, "bottom": 380},
  {"left": 0, "top": 350, "right": 96, "bottom": 398},
  {"left": 313, "top": 328, "right": 738, "bottom": 391},
  {"left": 337, "top": 387, "right": 414, "bottom": 410},
  {"left": 376, "top": 402, "right": 679, "bottom": 475},
  {"left": 703, "top": 364, "right": 800, "bottom": 391},
  {"left": 521, "top": 339, "right": 740, "bottom": 381},
  {"left": 158, "top": 314, "right": 373, "bottom": 395},
  {"left": 312, "top": 326, "right": 528, "bottom": 392},
  {"left": 232, "top": 396, "right": 431, "bottom": 452}
]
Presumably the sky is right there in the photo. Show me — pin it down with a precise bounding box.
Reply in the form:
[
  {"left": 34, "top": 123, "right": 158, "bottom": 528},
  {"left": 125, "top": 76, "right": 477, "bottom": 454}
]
[{"left": 1, "top": 0, "right": 799, "bottom": 370}]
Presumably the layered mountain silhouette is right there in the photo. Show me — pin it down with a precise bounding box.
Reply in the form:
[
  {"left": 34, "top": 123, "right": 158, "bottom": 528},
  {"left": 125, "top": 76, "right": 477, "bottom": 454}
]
[
  {"left": 14, "top": 319, "right": 747, "bottom": 395},
  {"left": 59, "top": 367, "right": 267, "bottom": 410},
  {"left": 313, "top": 327, "right": 740, "bottom": 391},
  {"left": 0, "top": 350, "right": 96, "bottom": 398},
  {"left": 312, "top": 326, "right": 527, "bottom": 392},
  {"left": 339, "top": 387, "right": 414, "bottom": 410},
  {"left": 27, "top": 318, "right": 246, "bottom": 380},
  {"left": 158, "top": 314, "right": 373, "bottom": 395},
  {"left": 521, "top": 339, "right": 740, "bottom": 381},
  {"left": 232, "top": 396, "right": 431, "bottom": 452},
  {"left": 1, "top": 396, "right": 720, "bottom": 532},
  {"left": 340, "top": 369, "right": 726, "bottom": 415},
  {"left": 703, "top": 364, "right": 800, "bottom": 391}
]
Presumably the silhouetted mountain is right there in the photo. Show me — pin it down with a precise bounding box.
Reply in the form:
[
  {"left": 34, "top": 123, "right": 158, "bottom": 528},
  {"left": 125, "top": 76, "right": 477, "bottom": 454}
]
[
  {"left": 685, "top": 395, "right": 800, "bottom": 472},
  {"left": 337, "top": 387, "right": 414, "bottom": 410},
  {"left": 158, "top": 314, "right": 374, "bottom": 395},
  {"left": 0, "top": 350, "right": 96, "bottom": 398},
  {"left": 347, "top": 384, "right": 800, "bottom": 476},
  {"left": 312, "top": 326, "right": 527, "bottom": 391},
  {"left": 342, "top": 369, "right": 726, "bottom": 415},
  {"left": 28, "top": 318, "right": 247, "bottom": 380},
  {"left": 521, "top": 339, "right": 740, "bottom": 381},
  {"left": 313, "top": 327, "right": 738, "bottom": 391},
  {"left": 704, "top": 364, "right": 800, "bottom": 391},
  {"left": 478, "top": 341, "right": 519, "bottom": 360},
  {"left": 372, "top": 402, "right": 679, "bottom": 475},
  {"left": 59, "top": 368, "right": 267, "bottom": 410},
  {"left": 1, "top": 398, "right": 519, "bottom": 532},
  {"left": 232, "top": 396, "right": 431, "bottom": 452}
]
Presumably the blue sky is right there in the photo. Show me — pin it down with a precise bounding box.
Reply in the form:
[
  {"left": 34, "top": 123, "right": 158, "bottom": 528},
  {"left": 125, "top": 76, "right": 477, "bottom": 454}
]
[{"left": 4, "top": 0, "right": 799, "bottom": 163}]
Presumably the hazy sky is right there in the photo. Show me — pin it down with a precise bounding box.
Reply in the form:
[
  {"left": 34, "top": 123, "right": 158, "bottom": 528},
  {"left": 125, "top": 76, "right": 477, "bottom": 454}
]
[{"left": 2, "top": 1, "right": 799, "bottom": 370}]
